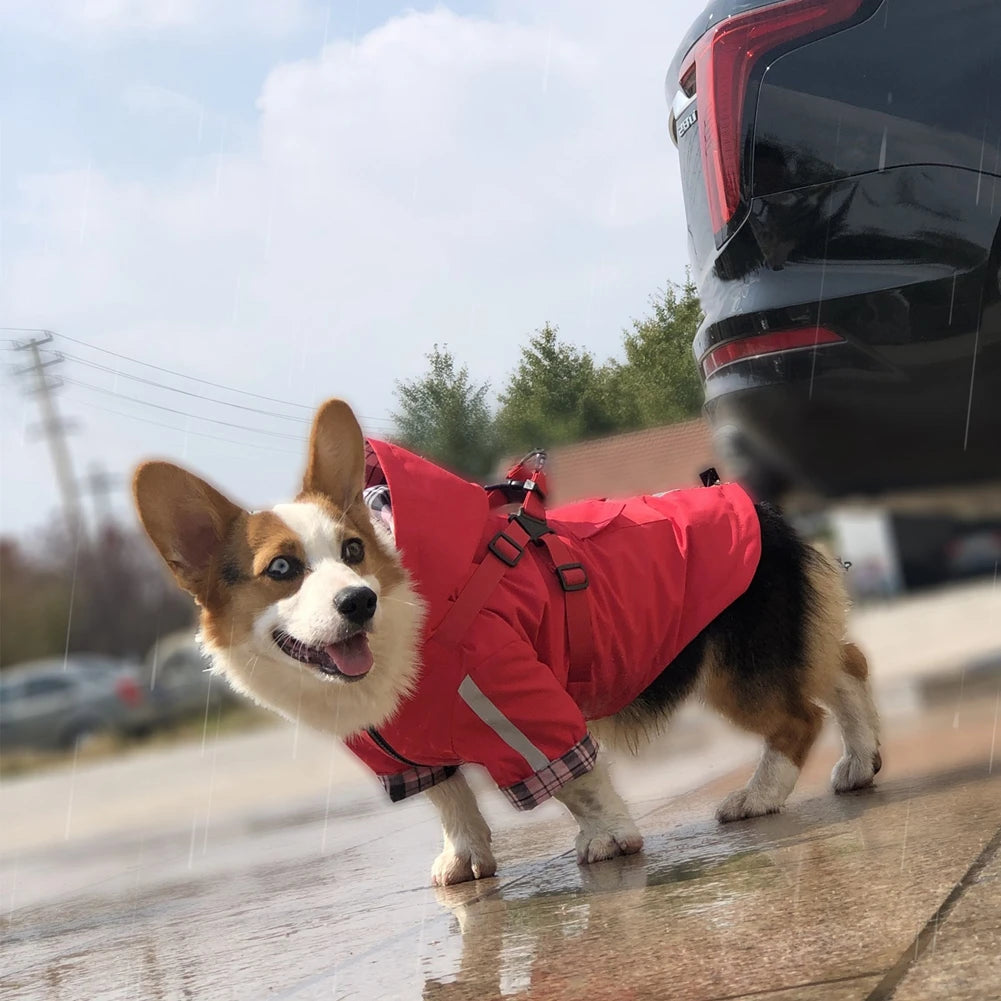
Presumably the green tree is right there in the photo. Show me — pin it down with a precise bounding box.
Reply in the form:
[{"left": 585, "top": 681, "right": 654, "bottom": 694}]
[
  {"left": 611, "top": 275, "right": 705, "bottom": 428},
  {"left": 392, "top": 344, "right": 499, "bottom": 477},
  {"left": 496, "top": 323, "right": 620, "bottom": 451}
]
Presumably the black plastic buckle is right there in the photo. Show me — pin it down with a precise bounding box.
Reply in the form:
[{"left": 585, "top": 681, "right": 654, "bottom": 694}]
[
  {"left": 510, "top": 510, "right": 552, "bottom": 543},
  {"left": 555, "top": 562, "right": 588, "bottom": 592},
  {"left": 488, "top": 531, "right": 525, "bottom": 567},
  {"left": 484, "top": 478, "right": 541, "bottom": 504},
  {"left": 699, "top": 466, "right": 721, "bottom": 487}
]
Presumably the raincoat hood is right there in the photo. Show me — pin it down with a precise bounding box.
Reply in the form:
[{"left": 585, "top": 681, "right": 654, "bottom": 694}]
[{"left": 367, "top": 438, "right": 490, "bottom": 633}]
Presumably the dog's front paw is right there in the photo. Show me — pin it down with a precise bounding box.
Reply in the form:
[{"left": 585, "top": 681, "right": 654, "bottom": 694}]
[
  {"left": 431, "top": 844, "right": 497, "bottom": 887},
  {"left": 575, "top": 819, "right": 644, "bottom": 865},
  {"left": 831, "top": 749, "right": 881, "bottom": 794},
  {"left": 715, "top": 788, "right": 782, "bottom": 823}
]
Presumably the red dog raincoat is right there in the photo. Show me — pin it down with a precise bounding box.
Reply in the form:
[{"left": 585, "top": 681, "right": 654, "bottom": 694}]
[{"left": 346, "top": 439, "right": 761, "bottom": 810}]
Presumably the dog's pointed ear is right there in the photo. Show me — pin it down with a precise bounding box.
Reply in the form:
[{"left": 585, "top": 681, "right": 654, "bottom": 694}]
[
  {"left": 302, "top": 399, "right": 366, "bottom": 507},
  {"left": 133, "top": 461, "right": 243, "bottom": 604}
]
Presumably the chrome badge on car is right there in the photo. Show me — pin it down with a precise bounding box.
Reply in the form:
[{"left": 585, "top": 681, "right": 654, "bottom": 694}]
[{"left": 676, "top": 108, "right": 698, "bottom": 140}]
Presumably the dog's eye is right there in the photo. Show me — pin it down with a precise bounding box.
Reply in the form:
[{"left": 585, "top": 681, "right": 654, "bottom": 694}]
[
  {"left": 265, "top": 556, "right": 301, "bottom": 581},
  {"left": 341, "top": 538, "right": 365, "bottom": 565}
]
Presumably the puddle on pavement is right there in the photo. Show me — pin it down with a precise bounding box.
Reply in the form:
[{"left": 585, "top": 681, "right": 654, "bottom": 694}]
[{"left": 5, "top": 724, "right": 1001, "bottom": 1001}]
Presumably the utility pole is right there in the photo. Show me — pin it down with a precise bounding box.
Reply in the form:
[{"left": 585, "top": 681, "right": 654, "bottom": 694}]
[
  {"left": 13, "top": 331, "right": 84, "bottom": 539},
  {"left": 82, "top": 462, "right": 120, "bottom": 534}
]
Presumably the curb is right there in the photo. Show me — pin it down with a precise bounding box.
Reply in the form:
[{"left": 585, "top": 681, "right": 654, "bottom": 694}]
[
  {"left": 917, "top": 650, "right": 1001, "bottom": 703},
  {"left": 875, "top": 649, "right": 1001, "bottom": 712}
]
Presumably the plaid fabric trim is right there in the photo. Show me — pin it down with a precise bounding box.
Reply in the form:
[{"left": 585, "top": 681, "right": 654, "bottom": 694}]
[
  {"left": 363, "top": 444, "right": 395, "bottom": 535},
  {"left": 380, "top": 765, "right": 459, "bottom": 803},
  {"left": 501, "top": 732, "right": 599, "bottom": 811},
  {"left": 364, "top": 441, "right": 388, "bottom": 488},
  {"left": 363, "top": 484, "right": 395, "bottom": 535}
]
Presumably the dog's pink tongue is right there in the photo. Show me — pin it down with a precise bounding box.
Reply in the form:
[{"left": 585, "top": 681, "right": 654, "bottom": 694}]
[{"left": 325, "top": 634, "right": 374, "bottom": 677}]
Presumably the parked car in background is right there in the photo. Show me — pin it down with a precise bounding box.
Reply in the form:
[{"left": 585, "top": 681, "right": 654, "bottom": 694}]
[
  {"left": 668, "top": 0, "right": 1001, "bottom": 500},
  {"left": 0, "top": 657, "right": 150, "bottom": 752},
  {"left": 143, "top": 631, "right": 232, "bottom": 725},
  {"left": 944, "top": 529, "right": 1001, "bottom": 577},
  {"left": 0, "top": 639, "right": 237, "bottom": 755}
]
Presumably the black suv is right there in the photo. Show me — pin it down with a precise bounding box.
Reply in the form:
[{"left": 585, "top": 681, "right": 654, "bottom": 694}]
[{"left": 668, "top": 0, "right": 1001, "bottom": 499}]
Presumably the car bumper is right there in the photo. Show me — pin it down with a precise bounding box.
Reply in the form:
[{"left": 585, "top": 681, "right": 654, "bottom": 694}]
[{"left": 692, "top": 165, "right": 1001, "bottom": 498}]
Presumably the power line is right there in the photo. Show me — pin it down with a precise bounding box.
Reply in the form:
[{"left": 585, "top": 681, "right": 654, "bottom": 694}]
[
  {"left": 34, "top": 328, "right": 395, "bottom": 428},
  {"left": 4, "top": 327, "right": 399, "bottom": 438},
  {"left": 62, "top": 376, "right": 306, "bottom": 440},
  {"left": 53, "top": 331, "right": 317, "bottom": 408},
  {"left": 75, "top": 399, "right": 301, "bottom": 455},
  {"left": 50, "top": 349, "right": 311, "bottom": 425}
]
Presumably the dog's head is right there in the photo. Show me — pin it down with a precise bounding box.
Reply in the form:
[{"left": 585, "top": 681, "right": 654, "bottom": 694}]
[{"left": 133, "top": 399, "right": 423, "bottom": 735}]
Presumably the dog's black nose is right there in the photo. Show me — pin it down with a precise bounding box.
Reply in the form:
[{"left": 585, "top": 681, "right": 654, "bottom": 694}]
[{"left": 335, "top": 585, "right": 377, "bottom": 625}]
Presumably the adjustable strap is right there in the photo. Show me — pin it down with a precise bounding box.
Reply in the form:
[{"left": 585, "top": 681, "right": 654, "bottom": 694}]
[
  {"left": 433, "top": 516, "right": 535, "bottom": 648},
  {"left": 533, "top": 528, "right": 593, "bottom": 682},
  {"left": 434, "top": 496, "right": 594, "bottom": 680}
]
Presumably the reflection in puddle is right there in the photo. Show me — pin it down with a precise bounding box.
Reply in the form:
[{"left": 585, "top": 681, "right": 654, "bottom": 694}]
[
  {"left": 422, "top": 845, "right": 783, "bottom": 1001},
  {"left": 420, "top": 814, "right": 917, "bottom": 1001}
]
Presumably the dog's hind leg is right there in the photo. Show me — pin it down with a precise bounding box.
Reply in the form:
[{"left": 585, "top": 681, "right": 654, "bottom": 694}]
[
  {"left": 827, "top": 642, "right": 882, "bottom": 793},
  {"left": 425, "top": 769, "right": 497, "bottom": 886},
  {"left": 713, "top": 692, "right": 825, "bottom": 823}
]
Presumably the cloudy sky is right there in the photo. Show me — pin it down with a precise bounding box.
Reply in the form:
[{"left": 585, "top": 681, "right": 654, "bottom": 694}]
[{"left": 0, "top": 0, "right": 706, "bottom": 536}]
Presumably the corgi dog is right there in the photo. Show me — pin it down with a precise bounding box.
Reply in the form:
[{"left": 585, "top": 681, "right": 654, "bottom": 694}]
[{"left": 133, "top": 399, "right": 881, "bottom": 886}]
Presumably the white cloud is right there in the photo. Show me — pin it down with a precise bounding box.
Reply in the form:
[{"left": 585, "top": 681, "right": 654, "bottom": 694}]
[
  {"left": 122, "top": 83, "right": 205, "bottom": 119},
  {"left": 0, "top": 2, "right": 701, "bottom": 533},
  {"left": 0, "top": 0, "right": 314, "bottom": 40}
]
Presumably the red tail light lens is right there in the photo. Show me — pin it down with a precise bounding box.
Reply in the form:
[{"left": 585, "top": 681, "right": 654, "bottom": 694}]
[
  {"left": 115, "top": 676, "right": 144, "bottom": 707},
  {"left": 701, "top": 326, "right": 844, "bottom": 378},
  {"left": 682, "top": 0, "right": 864, "bottom": 244}
]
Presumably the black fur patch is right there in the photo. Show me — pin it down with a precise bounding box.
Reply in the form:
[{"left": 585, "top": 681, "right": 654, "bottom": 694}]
[
  {"left": 220, "top": 561, "right": 246, "bottom": 586},
  {"left": 627, "top": 629, "right": 705, "bottom": 726},
  {"left": 632, "top": 502, "right": 816, "bottom": 726}
]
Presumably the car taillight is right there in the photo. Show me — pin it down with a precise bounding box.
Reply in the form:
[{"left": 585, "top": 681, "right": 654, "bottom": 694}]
[
  {"left": 681, "top": 0, "right": 864, "bottom": 245},
  {"left": 701, "top": 326, "right": 844, "bottom": 378},
  {"left": 115, "top": 676, "right": 144, "bottom": 707}
]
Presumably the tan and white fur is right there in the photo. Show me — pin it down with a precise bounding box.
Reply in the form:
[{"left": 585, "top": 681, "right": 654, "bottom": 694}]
[{"left": 134, "top": 399, "right": 881, "bottom": 886}]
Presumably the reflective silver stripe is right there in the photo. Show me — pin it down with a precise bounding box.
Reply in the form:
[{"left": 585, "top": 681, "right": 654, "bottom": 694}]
[{"left": 457, "top": 676, "right": 549, "bottom": 772}]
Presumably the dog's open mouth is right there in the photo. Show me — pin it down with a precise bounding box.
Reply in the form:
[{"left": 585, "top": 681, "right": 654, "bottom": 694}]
[{"left": 273, "top": 630, "right": 374, "bottom": 680}]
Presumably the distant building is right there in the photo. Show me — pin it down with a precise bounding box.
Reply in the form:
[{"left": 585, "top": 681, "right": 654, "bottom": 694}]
[
  {"left": 509, "top": 419, "right": 719, "bottom": 505},
  {"left": 501, "top": 420, "right": 1001, "bottom": 599}
]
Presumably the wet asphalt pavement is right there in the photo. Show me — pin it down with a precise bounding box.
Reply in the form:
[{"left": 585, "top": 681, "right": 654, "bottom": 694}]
[{"left": 2, "top": 691, "right": 1001, "bottom": 1000}]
